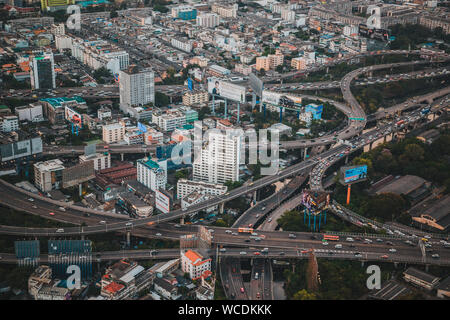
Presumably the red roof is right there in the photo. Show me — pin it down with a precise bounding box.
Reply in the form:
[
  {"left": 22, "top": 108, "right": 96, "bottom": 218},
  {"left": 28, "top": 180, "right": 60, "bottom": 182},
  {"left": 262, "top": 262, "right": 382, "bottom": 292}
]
[{"left": 103, "top": 281, "right": 124, "bottom": 294}]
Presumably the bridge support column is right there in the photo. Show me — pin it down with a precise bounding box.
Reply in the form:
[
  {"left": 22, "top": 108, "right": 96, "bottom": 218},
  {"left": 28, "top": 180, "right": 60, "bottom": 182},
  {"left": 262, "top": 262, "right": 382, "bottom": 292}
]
[
  {"left": 394, "top": 262, "right": 398, "bottom": 268},
  {"left": 126, "top": 231, "right": 131, "bottom": 247},
  {"left": 253, "top": 190, "right": 257, "bottom": 203},
  {"left": 180, "top": 215, "right": 185, "bottom": 225},
  {"left": 81, "top": 234, "right": 85, "bottom": 240},
  {"left": 361, "top": 260, "right": 365, "bottom": 267},
  {"left": 345, "top": 155, "right": 349, "bottom": 164},
  {"left": 237, "top": 102, "right": 240, "bottom": 123},
  {"left": 79, "top": 183, "right": 82, "bottom": 197},
  {"left": 219, "top": 202, "right": 225, "bottom": 214},
  {"left": 224, "top": 98, "right": 228, "bottom": 119},
  {"left": 425, "top": 264, "right": 429, "bottom": 273},
  {"left": 121, "top": 153, "right": 124, "bottom": 161},
  {"left": 303, "top": 147, "right": 308, "bottom": 160}
]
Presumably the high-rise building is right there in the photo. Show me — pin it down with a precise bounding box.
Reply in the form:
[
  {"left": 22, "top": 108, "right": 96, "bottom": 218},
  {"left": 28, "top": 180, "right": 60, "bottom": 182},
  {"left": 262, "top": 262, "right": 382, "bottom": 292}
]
[
  {"left": 137, "top": 158, "right": 167, "bottom": 192},
  {"left": 79, "top": 152, "right": 111, "bottom": 171},
  {"left": 193, "top": 129, "right": 242, "bottom": 184},
  {"left": 33, "top": 159, "right": 65, "bottom": 192},
  {"left": 30, "top": 52, "right": 55, "bottom": 90},
  {"left": 196, "top": 13, "right": 220, "bottom": 28},
  {"left": 119, "top": 65, "right": 154, "bottom": 107},
  {"left": 102, "top": 122, "right": 125, "bottom": 144}
]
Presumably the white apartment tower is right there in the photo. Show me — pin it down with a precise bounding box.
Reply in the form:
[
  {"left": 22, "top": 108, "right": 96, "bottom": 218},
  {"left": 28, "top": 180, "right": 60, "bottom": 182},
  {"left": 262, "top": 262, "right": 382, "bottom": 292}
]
[
  {"left": 193, "top": 129, "right": 242, "bottom": 184},
  {"left": 119, "top": 65, "right": 155, "bottom": 107},
  {"left": 196, "top": 13, "right": 220, "bottom": 28}
]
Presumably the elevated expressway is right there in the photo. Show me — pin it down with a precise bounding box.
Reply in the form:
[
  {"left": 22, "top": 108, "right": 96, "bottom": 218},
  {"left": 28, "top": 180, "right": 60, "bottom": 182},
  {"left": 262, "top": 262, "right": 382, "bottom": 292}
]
[
  {"left": 1, "top": 59, "right": 448, "bottom": 237},
  {"left": 0, "top": 54, "right": 448, "bottom": 267}
]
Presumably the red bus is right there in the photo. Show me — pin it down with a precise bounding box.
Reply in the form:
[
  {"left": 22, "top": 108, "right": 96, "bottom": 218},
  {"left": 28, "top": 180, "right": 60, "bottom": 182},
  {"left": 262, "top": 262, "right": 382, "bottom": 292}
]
[
  {"left": 238, "top": 227, "right": 254, "bottom": 233},
  {"left": 395, "top": 120, "right": 405, "bottom": 126},
  {"left": 323, "top": 234, "right": 339, "bottom": 241}
]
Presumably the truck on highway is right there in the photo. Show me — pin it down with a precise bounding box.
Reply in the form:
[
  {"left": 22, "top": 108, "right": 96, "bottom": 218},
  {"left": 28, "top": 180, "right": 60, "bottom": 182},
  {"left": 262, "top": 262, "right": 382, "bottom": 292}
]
[
  {"left": 421, "top": 107, "right": 431, "bottom": 115},
  {"left": 238, "top": 227, "right": 254, "bottom": 233},
  {"left": 261, "top": 248, "right": 269, "bottom": 254},
  {"left": 395, "top": 120, "right": 405, "bottom": 127}
]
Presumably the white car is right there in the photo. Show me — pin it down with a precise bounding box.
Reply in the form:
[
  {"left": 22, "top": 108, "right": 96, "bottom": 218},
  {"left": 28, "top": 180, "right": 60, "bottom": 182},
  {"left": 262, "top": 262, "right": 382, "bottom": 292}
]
[
  {"left": 389, "top": 248, "right": 397, "bottom": 253},
  {"left": 156, "top": 233, "right": 162, "bottom": 236}
]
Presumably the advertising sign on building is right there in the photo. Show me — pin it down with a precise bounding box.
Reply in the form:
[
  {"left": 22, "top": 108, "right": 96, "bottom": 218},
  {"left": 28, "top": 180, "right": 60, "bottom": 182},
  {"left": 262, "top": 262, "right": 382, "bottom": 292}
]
[
  {"left": 339, "top": 165, "right": 368, "bottom": 185},
  {"left": 261, "top": 90, "right": 302, "bottom": 106},
  {"left": 155, "top": 189, "right": 171, "bottom": 214},
  {"left": 207, "top": 78, "right": 246, "bottom": 103},
  {"left": 249, "top": 72, "right": 263, "bottom": 97}
]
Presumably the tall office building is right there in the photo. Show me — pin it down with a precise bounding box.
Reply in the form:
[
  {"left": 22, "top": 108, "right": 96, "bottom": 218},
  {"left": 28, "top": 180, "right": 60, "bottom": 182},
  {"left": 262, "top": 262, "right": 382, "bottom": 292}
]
[
  {"left": 193, "top": 129, "right": 242, "bottom": 184},
  {"left": 119, "top": 66, "right": 155, "bottom": 107},
  {"left": 30, "top": 53, "right": 56, "bottom": 90}
]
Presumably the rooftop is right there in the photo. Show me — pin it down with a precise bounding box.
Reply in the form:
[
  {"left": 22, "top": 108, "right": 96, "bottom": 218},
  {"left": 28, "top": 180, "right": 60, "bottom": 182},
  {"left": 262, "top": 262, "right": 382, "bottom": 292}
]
[{"left": 404, "top": 267, "right": 440, "bottom": 284}]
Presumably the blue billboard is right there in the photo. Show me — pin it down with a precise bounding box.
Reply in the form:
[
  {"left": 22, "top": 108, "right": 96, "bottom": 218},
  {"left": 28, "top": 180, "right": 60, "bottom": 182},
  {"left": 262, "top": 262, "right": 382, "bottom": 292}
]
[
  {"left": 342, "top": 165, "right": 368, "bottom": 184},
  {"left": 305, "top": 104, "right": 323, "bottom": 120},
  {"left": 138, "top": 122, "right": 147, "bottom": 133},
  {"left": 187, "top": 78, "right": 194, "bottom": 91}
]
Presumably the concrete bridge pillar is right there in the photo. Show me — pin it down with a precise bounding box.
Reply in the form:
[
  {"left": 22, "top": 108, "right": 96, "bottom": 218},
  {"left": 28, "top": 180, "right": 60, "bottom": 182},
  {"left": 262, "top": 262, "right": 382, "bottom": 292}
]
[
  {"left": 253, "top": 190, "right": 257, "bottom": 203},
  {"left": 180, "top": 215, "right": 185, "bottom": 225},
  {"left": 361, "top": 260, "right": 365, "bottom": 267},
  {"left": 81, "top": 234, "right": 85, "bottom": 240},
  {"left": 425, "top": 264, "right": 429, "bottom": 272},
  {"left": 219, "top": 202, "right": 225, "bottom": 214},
  {"left": 126, "top": 231, "right": 131, "bottom": 247},
  {"left": 345, "top": 155, "right": 349, "bottom": 164},
  {"left": 303, "top": 147, "right": 308, "bottom": 160},
  {"left": 121, "top": 153, "right": 124, "bottom": 161},
  {"left": 394, "top": 262, "right": 398, "bottom": 268}
]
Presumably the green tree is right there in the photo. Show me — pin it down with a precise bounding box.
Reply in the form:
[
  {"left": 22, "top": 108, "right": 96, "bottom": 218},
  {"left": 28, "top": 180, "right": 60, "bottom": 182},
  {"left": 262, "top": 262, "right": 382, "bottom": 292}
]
[
  {"left": 155, "top": 92, "right": 170, "bottom": 107},
  {"left": 292, "top": 289, "right": 317, "bottom": 300}
]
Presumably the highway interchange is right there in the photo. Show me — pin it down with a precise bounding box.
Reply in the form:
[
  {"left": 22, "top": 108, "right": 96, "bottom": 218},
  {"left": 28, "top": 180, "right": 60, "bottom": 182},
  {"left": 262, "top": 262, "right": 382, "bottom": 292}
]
[{"left": 1, "top": 49, "right": 450, "bottom": 300}]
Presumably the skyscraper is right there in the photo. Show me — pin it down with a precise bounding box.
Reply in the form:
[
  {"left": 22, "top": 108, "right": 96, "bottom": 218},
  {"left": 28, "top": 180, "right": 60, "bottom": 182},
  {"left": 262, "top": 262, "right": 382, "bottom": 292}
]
[
  {"left": 119, "top": 65, "right": 155, "bottom": 107},
  {"left": 193, "top": 128, "right": 242, "bottom": 184},
  {"left": 30, "top": 52, "right": 56, "bottom": 90}
]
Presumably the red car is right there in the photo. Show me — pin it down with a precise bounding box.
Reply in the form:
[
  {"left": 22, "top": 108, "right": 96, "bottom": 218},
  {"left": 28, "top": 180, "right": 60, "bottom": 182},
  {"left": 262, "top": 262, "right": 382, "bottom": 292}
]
[
  {"left": 381, "top": 255, "right": 388, "bottom": 259},
  {"left": 49, "top": 212, "right": 55, "bottom": 216},
  {"left": 254, "top": 252, "right": 261, "bottom": 256},
  {"left": 240, "top": 287, "right": 245, "bottom": 293}
]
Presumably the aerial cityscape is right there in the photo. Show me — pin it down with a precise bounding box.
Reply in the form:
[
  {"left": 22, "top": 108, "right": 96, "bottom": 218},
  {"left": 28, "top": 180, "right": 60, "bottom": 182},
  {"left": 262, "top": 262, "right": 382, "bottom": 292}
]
[{"left": 0, "top": 0, "right": 449, "bottom": 306}]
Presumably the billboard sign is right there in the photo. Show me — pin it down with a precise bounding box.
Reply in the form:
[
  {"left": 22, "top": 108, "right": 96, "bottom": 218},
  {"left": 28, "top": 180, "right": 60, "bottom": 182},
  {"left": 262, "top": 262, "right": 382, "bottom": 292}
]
[
  {"left": 339, "top": 165, "right": 368, "bottom": 185},
  {"left": 65, "top": 106, "right": 82, "bottom": 127},
  {"left": 207, "top": 78, "right": 246, "bottom": 103},
  {"left": 62, "top": 161, "right": 95, "bottom": 188},
  {"left": 249, "top": 72, "right": 264, "bottom": 97},
  {"left": 0, "top": 137, "right": 43, "bottom": 162},
  {"left": 301, "top": 189, "right": 331, "bottom": 213},
  {"left": 261, "top": 90, "right": 302, "bottom": 107},
  {"left": 138, "top": 122, "right": 147, "bottom": 133},
  {"left": 187, "top": 78, "right": 194, "bottom": 91},
  {"left": 155, "top": 189, "right": 170, "bottom": 214},
  {"left": 84, "top": 143, "right": 96, "bottom": 157}
]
